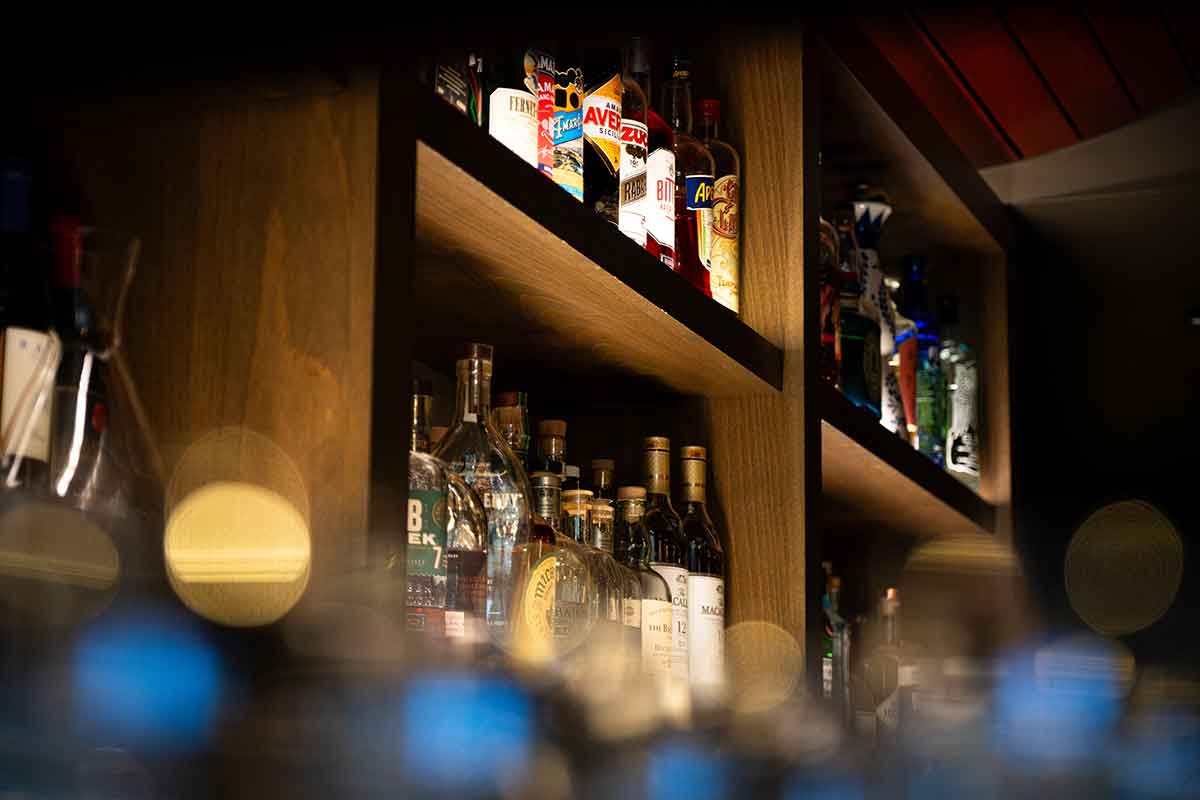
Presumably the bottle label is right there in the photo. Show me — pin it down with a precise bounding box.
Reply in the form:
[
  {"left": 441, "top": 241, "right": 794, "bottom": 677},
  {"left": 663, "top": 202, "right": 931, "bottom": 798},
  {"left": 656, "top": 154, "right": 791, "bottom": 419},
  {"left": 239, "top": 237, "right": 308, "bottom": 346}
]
[
  {"left": 645, "top": 148, "right": 676, "bottom": 267},
  {"left": 685, "top": 174, "right": 715, "bottom": 270},
  {"left": 618, "top": 120, "right": 649, "bottom": 247},
  {"left": 407, "top": 489, "right": 448, "bottom": 582},
  {"left": 526, "top": 50, "right": 556, "bottom": 178},
  {"left": 641, "top": 598, "right": 674, "bottom": 676},
  {"left": 444, "top": 550, "right": 487, "bottom": 642},
  {"left": 583, "top": 73, "right": 622, "bottom": 178},
  {"left": 513, "top": 553, "right": 558, "bottom": 662},
  {"left": 552, "top": 65, "right": 584, "bottom": 201},
  {"left": 435, "top": 64, "right": 470, "bottom": 118},
  {"left": 686, "top": 575, "right": 724, "bottom": 692},
  {"left": 487, "top": 88, "right": 538, "bottom": 169},
  {"left": 709, "top": 174, "right": 739, "bottom": 313},
  {"left": 1, "top": 328, "right": 53, "bottom": 462},
  {"left": 650, "top": 564, "right": 688, "bottom": 682},
  {"left": 822, "top": 656, "right": 834, "bottom": 698},
  {"left": 947, "top": 361, "right": 980, "bottom": 477},
  {"left": 877, "top": 686, "right": 900, "bottom": 730}
]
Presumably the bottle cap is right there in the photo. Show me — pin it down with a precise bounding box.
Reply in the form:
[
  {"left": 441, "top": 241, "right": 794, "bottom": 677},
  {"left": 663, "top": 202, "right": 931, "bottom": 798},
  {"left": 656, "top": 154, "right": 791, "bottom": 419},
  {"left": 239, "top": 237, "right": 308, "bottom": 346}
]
[
  {"left": 563, "top": 465, "right": 581, "bottom": 480},
  {"left": 699, "top": 99, "right": 720, "bottom": 120},
  {"left": 591, "top": 458, "right": 615, "bottom": 471},
  {"left": 680, "top": 445, "right": 707, "bottom": 461},
  {"left": 643, "top": 436, "right": 670, "bottom": 452},
  {"left": 538, "top": 419, "right": 567, "bottom": 437},
  {"left": 412, "top": 378, "right": 433, "bottom": 396},
  {"left": 617, "top": 486, "right": 646, "bottom": 500}
]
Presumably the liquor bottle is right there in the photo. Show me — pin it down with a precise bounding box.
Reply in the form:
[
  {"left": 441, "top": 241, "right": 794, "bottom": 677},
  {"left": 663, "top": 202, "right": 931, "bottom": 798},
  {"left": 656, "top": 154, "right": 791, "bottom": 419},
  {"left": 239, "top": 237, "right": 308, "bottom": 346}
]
[
  {"left": 818, "top": 217, "right": 841, "bottom": 384},
  {"left": 945, "top": 340, "right": 981, "bottom": 491},
  {"left": 899, "top": 256, "right": 944, "bottom": 464},
  {"left": 617, "top": 54, "right": 649, "bottom": 247},
  {"left": 527, "top": 48, "right": 557, "bottom": 179},
  {"left": 852, "top": 186, "right": 903, "bottom": 434},
  {"left": 662, "top": 54, "right": 715, "bottom": 298},
  {"left": 821, "top": 565, "right": 850, "bottom": 729},
  {"left": 430, "top": 425, "right": 448, "bottom": 450},
  {"left": 485, "top": 48, "right": 539, "bottom": 169},
  {"left": 552, "top": 49, "right": 585, "bottom": 202},
  {"left": 433, "top": 50, "right": 484, "bottom": 126},
  {"left": 562, "top": 488, "right": 593, "bottom": 545},
  {"left": 698, "top": 99, "right": 740, "bottom": 314},
  {"left": 594, "top": 498, "right": 642, "bottom": 664},
  {"left": 627, "top": 37, "right": 676, "bottom": 268},
  {"left": 534, "top": 418, "right": 567, "bottom": 476},
  {"left": 834, "top": 207, "right": 881, "bottom": 416},
  {"left": 589, "top": 458, "right": 615, "bottom": 501},
  {"left": 679, "top": 446, "right": 725, "bottom": 706},
  {"left": 0, "top": 160, "right": 52, "bottom": 486},
  {"left": 492, "top": 390, "right": 531, "bottom": 467},
  {"left": 434, "top": 343, "right": 532, "bottom": 649},
  {"left": 616, "top": 486, "right": 673, "bottom": 681},
  {"left": 409, "top": 378, "right": 488, "bottom": 639},
  {"left": 821, "top": 562, "right": 836, "bottom": 701},
  {"left": 565, "top": 489, "right": 623, "bottom": 650},
  {"left": 583, "top": 49, "right": 623, "bottom": 224},
  {"left": 866, "top": 588, "right": 917, "bottom": 745},
  {"left": 642, "top": 436, "right": 689, "bottom": 714},
  {"left": 892, "top": 293, "right": 917, "bottom": 445}
]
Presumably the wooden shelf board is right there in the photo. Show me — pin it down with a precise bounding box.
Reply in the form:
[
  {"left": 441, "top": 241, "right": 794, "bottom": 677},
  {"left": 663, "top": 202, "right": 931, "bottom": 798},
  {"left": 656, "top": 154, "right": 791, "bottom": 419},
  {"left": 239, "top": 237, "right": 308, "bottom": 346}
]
[
  {"left": 819, "top": 383, "right": 994, "bottom": 538},
  {"left": 410, "top": 93, "right": 783, "bottom": 397}
]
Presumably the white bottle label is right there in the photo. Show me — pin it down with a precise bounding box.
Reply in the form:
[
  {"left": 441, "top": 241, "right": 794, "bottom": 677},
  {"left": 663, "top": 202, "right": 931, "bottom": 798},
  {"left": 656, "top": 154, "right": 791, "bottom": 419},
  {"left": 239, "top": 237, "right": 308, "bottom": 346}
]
[
  {"left": 617, "top": 119, "right": 648, "bottom": 246},
  {"left": 641, "top": 598, "right": 674, "bottom": 677},
  {"left": 1, "top": 328, "right": 53, "bottom": 462},
  {"left": 645, "top": 148, "right": 675, "bottom": 267},
  {"left": 650, "top": 564, "right": 688, "bottom": 683},
  {"left": 488, "top": 88, "right": 538, "bottom": 169},
  {"left": 686, "top": 575, "right": 724, "bottom": 694},
  {"left": 947, "top": 361, "right": 980, "bottom": 477}
]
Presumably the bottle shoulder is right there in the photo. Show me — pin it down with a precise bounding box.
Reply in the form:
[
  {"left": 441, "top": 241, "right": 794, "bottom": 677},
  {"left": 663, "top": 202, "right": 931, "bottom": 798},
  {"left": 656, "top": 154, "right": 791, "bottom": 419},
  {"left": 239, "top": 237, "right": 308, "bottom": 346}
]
[
  {"left": 673, "top": 133, "right": 715, "bottom": 172},
  {"left": 702, "top": 136, "right": 740, "bottom": 175}
]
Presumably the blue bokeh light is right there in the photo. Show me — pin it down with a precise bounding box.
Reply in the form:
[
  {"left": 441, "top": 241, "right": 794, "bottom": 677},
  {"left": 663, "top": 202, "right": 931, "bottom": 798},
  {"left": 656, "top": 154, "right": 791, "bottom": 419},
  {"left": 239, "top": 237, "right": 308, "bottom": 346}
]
[
  {"left": 73, "top": 609, "right": 224, "bottom": 754},
  {"left": 647, "top": 740, "right": 732, "bottom": 800}
]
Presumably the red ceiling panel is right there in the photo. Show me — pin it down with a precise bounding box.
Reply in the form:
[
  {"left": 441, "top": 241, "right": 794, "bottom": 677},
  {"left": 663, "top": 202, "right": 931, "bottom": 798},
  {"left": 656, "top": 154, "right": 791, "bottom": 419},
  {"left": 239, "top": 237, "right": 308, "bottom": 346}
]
[
  {"left": 918, "top": 9, "right": 1079, "bottom": 159},
  {"left": 1086, "top": 6, "right": 1192, "bottom": 112},
  {"left": 860, "top": 14, "right": 1016, "bottom": 166},
  {"left": 1003, "top": 8, "right": 1137, "bottom": 139}
]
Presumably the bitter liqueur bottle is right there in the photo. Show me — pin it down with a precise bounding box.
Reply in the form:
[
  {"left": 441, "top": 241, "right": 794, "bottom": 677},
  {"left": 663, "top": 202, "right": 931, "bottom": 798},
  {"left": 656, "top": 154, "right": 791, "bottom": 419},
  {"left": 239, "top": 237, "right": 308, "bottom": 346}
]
[
  {"left": 628, "top": 37, "right": 676, "bottom": 268},
  {"left": 434, "top": 343, "right": 532, "bottom": 650},
  {"left": 679, "top": 446, "right": 725, "bottom": 706},
  {"left": 617, "top": 486, "right": 673, "bottom": 681},
  {"left": 698, "top": 99, "right": 740, "bottom": 314},
  {"left": 618, "top": 56, "right": 649, "bottom": 247},
  {"left": 485, "top": 49, "right": 539, "bottom": 169},
  {"left": 642, "top": 436, "right": 689, "bottom": 715},
  {"left": 662, "top": 54, "right": 715, "bottom": 298},
  {"left": 552, "top": 49, "right": 585, "bottom": 202},
  {"left": 583, "top": 50, "right": 623, "bottom": 224}
]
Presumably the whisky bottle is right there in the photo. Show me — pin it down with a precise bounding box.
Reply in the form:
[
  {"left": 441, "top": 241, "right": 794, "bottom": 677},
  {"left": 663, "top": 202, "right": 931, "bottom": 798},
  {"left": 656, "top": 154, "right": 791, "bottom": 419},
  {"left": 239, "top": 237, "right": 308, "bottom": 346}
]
[
  {"left": 617, "top": 486, "right": 673, "bottom": 681},
  {"left": 698, "top": 99, "right": 740, "bottom": 314},
  {"left": 583, "top": 49, "right": 623, "bottom": 224},
  {"left": 618, "top": 55, "right": 650, "bottom": 247},
  {"left": 434, "top": 343, "right": 532, "bottom": 650},
  {"left": 565, "top": 489, "right": 623, "bottom": 649},
  {"left": 662, "top": 54, "right": 715, "bottom": 298},
  {"left": 553, "top": 48, "right": 585, "bottom": 202},
  {"left": 485, "top": 48, "right": 539, "bottom": 169},
  {"left": 642, "top": 436, "right": 689, "bottom": 716},
  {"left": 679, "top": 446, "right": 725, "bottom": 707},
  {"left": 821, "top": 567, "right": 851, "bottom": 729},
  {"left": 628, "top": 37, "right": 676, "bottom": 268}
]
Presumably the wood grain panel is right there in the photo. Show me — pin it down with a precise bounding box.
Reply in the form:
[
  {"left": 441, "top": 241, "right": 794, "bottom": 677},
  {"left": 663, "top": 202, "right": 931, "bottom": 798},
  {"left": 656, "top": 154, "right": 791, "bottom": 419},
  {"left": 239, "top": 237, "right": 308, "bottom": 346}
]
[
  {"left": 1003, "top": 8, "right": 1138, "bottom": 139},
  {"left": 709, "top": 29, "right": 809, "bottom": 687},
  {"left": 39, "top": 72, "right": 378, "bottom": 579},
  {"left": 1087, "top": 6, "right": 1192, "bottom": 113},
  {"left": 918, "top": 9, "right": 1079, "bottom": 158}
]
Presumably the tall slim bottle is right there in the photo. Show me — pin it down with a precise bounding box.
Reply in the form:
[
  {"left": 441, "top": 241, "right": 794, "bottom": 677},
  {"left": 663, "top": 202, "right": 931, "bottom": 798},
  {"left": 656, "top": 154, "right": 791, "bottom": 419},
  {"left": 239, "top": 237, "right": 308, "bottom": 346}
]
[
  {"left": 679, "top": 446, "right": 725, "bottom": 706},
  {"left": 642, "top": 436, "right": 689, "bottom": 716},
  {"left": 434, "top": 343, "right": 532, "bottom": 650},
  {"left": 662, "top": 54, "right": 715, "bottom": 298},
  {"left": 617, "top": 486, "right": 673, "bottom": 681},
  {"left": 628, "top": 37, "right": 676, "bottom": 268},
  {"left": 698, "top": 99, "right": 740, "bottom": 314},
  {"left": 618, "top": 55, "right": 649, "bottom": 247}
]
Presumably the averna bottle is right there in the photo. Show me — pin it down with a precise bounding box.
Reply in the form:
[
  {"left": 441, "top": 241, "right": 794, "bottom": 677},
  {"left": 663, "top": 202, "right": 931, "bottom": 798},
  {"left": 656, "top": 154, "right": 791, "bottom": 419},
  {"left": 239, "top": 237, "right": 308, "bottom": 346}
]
[
  {"left": 679, "top": 446, "right": 725, "bottom": 707},
  {"left": 698, "top": 99, "right": 740, "bottom": 314},
  {"left": 642, "top": 436, "right": 689, "bottom": 718},
  {"left": 583, "top": 49, "right": 623, "bottom": 225},
  {"left": 627, "top": 37, "right": 676, "bottom": 268},
  {"left": 662, "top": 53, "right": 715, "bottom": 298},
  {"left": 434, "top": 343, "right": 532, "bottom": 650},
  {"left": 616, "top": 486, "right": 673, "bottom": 682}
]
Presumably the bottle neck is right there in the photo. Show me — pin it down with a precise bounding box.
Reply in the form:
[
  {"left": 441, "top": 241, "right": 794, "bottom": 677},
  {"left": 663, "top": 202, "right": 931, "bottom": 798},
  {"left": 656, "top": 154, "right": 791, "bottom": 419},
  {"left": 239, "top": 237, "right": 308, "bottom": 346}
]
[
  {"left": 699, "top": 115, "right": 719, "bottom": 141},
  {"left": 643, "top": 449, "right": 671, "bottom": 499},
  {"left": 662, "top": 72, "right": 693, "bottom": 134},
  {"left": 453, "top": 362, "right": 491, "bottom": 425},
  {"left": 411, "top": 393, "right": 432, "bottom": 454},
  {"left": 680, "top": 459, "right": 707, "bottom": 505}
]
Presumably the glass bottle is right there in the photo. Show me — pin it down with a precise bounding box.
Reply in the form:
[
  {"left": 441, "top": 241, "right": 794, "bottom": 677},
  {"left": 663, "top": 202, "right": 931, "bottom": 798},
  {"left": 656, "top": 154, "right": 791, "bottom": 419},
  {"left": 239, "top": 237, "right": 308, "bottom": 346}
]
[
  {"left": 618, "top": 50, "right": 649, "bottom": 247},
  {"left": 866, "top": 588, "right": 918, "bottom": 746},
  {"left": 562, "top": 488, "right": 593, "bottom": 548},
  {"left": 945, "top": 342, "right": 981, "bottom": 491},
  {"left": 484, "top": 48, "right": 539, "bottom": 169},
  {"left": 698, "top": 99, "right": 740, "bottom": 314},
  {"left": 852, "top": 186, "right": 903, "bottom": 432},
  {"left": 561, "top": 464, "right": 581, "bottom": 493},
  {"left": 821, "top": 565, "right": 850, "bottom": 730},
  {"left": 679, "top": 446, "right": 725, "bottom": 706},
  {"left": 534, "top": 418, "right": 567, "bottom": 476},
  {"left": 434, "top": 343, "right": 531, "bottom": 650},
  {"left": 617, "top": 486, "right": 673, "bottom": 681},
  {"left": 835, "top": 207, "right": 881, "bottom": 416},
  {"left": 594, "top": 498, "right": 641, "bottom": 663},
  {"left": 892, "top": 290, "right": 917, "bottom": 446},
  {"left": 409, "top": 378, "right": 488, "bottom": 641},
  {"left": 662, "top": 53, "right": 715, "bottom": 298},
  {"left": 642, "top": 436, "right": 689, "bottom": 711},
  {"left": 627, "top": 36, "right": 676, "bottom": 268},
  {"left": 583, "top": 48, "right": 624, "bottom": 225},
  {"left": 818, "top": 217, "right": 841, "bottom": 385},
  {"left": 589, "top": 458, "right": 615, "bottom": 501},
  {"left": 552, "top": 47, "right": 585, "bottom": 202},
  {"left": 492, "top": 390, "right": 531, "bottom": 468},
  {"left": 899, "top": 256, "right": 943, "bottom": 464},
  {"left": 565, "top": 489, "right": 622, "bottom": 649}
]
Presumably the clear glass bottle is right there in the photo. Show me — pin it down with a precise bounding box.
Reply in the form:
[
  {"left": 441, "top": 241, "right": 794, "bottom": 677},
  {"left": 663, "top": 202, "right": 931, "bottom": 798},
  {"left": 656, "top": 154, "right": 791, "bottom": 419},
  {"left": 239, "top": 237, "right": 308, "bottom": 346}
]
[
  {"left": 662, "top": 53, "right": 715, "bottom": 298},
  {"left": 433, "top": 343, "right": 531, "bottom": 650},
  {"left": 679, "top": 446, "right": 725, "bottom": 706},
  {"left": 409, "top": 378, "right": 488, "bottom": 641},
  {"left": 589, "top": 458, "right": 615, "bottom": 501},
  {"left": 698, "top": 99, "right": 740, "bottom": 314},
  {"left": 565, "top": 489, "right": 622, "bottom": 650},
  {"left": 642, "top": 436, "right": 689, "bottom": 710},
  {"left": 617, "top": 486, "right": 673, "bottom": 680},
  {"left": 594, "top": 498, "right": 642, "bottom": 665}
]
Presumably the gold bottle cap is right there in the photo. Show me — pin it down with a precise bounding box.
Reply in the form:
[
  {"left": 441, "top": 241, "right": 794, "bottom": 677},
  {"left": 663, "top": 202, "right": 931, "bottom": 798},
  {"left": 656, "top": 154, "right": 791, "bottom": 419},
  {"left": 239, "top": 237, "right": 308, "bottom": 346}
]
[
  {"left": 538, "top": 419, "right": 568, "bottom": 437},
  {"left": 643, "top": 436, "right": 670, "bottom": 452},
  {"left": 680, "top": 445, "right": 707, "bottom": 461},
  {"left": 617, "top": 486, "right": 646, "bottom": 500}
]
